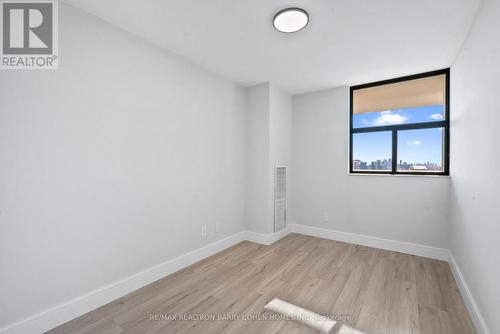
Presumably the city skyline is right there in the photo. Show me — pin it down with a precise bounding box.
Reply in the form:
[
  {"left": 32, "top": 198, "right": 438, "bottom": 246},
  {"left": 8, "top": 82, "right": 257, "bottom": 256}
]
[
  {"left": 353, "top": 158, "right": 443, "bottom": 171},
  {"left": 352, "top": 105, "right": 444, "bottom": 168}
]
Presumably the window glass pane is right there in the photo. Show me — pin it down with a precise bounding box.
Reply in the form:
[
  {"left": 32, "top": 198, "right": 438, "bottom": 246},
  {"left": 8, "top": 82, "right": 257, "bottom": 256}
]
[
  {"left": 352, "top": 131, "right": 392, "bottom": 171},
  {"left": 352, "top": 73, "right": 446, "bottom": 129},
  {"left": 397, "top": 128, "right": 444, "bottom": 173},
  {"left": 352, "top": 105, "right": 444, "bottom": 129}
]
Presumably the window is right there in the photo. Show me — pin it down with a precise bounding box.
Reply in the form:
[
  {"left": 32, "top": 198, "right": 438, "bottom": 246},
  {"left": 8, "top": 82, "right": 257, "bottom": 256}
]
[{"left": 350, "top": 69, "right": 449, "bottom": 175}]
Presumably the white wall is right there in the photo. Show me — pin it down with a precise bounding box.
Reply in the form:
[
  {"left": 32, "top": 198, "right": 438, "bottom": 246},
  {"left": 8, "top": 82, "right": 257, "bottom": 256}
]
[
  {"left": 291, "top": 87, "right": 450, "bottom": 248},
  {"left": 244, "top": 83, "right": 271, "bottom": 234},
  {"left": 0, "top": 3, "right": 246, "bottom": 328},
  {"left": 450, "top": 0, "right": 500, "bottom": 332},
  {"left": 269, "top": 85, "right": 293, "bottom": 169},
  {"left": 244, "top": 84, "right": 292, "bottom": 234},
  {"left": 269, "top": 85, "right": 292, "bottom": 232}
]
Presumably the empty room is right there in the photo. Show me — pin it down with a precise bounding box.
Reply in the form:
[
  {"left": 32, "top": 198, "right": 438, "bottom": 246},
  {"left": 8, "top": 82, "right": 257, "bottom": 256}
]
[{"left": 1, "top": 0, "right": 499, "bottom": 333}]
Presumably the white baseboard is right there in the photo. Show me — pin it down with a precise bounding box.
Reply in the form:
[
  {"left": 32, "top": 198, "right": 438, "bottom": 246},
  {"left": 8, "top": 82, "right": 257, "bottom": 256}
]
[
  {"left": 0, "top": 227, "right": 295, "bottom": 334},
  {"left": 3, "top": 224, "right": 488, "bottom": 334},
  {"left": 290, "top": 224, "right": 449, "bottom": 261},
  {"left": 448, "top": 253, "right": 490, "bottom": 334},
  {"left": 290, "top": 224, "right": 490, "bottom": 332},
  {"left": 244, "top": 225, "right": 292, "bottom": 245},
  {"left": 0, "top": 232, "right": 247, "bottom": 334}
]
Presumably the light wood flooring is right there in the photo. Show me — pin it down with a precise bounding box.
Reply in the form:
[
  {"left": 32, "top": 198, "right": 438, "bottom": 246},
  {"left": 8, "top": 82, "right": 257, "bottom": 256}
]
[{"left": 47, "top": 234, "right": 475, "bottom": 334}]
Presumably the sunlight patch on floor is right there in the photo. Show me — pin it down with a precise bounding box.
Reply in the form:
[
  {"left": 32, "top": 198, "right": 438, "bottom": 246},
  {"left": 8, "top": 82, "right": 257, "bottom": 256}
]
[
  {"left": 336, "top": 324, "right": 367, "bottom": 334},
  {"left": 264, "top": 298, "right": 336, "bottom": 333}
]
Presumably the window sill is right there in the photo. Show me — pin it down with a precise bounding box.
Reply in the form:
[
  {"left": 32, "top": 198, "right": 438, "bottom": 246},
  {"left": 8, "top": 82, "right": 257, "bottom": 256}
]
[{"left": 348, "top": 173, "right": 450, "bottom": 178}]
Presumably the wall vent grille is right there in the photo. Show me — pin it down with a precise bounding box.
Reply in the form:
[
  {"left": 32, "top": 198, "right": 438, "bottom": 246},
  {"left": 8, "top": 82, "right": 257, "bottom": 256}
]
[{"left": 274, "top": 167, "right": 287, "bottom": 232}]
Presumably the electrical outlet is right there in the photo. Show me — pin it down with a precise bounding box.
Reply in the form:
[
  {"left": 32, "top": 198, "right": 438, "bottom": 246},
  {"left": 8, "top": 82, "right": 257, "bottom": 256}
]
[
  {"left": 323, "top": 212, "right": 329, "bottom": 222},
  {"left": 215, "top": 222, "right": 221, "bottom": 233},
  {"left": 201, "top": 225, "right": 207, "bottom": 237}
]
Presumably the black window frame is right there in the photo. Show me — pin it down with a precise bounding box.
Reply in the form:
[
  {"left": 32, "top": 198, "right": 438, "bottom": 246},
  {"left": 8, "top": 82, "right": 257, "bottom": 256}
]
[{"left": 349, "top": 68, "right": 450, "bottom": 176}]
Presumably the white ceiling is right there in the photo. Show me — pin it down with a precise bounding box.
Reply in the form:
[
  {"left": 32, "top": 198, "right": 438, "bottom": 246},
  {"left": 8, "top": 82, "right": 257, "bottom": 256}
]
[{"left": 64, "top": 0, "right": 481, "bottom": 94}]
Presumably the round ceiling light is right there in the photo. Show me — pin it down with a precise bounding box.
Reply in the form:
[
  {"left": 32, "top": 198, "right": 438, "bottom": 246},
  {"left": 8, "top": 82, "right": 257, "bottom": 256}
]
[{"left": 273, "top": 8, "right": 309, "bottom": 33}]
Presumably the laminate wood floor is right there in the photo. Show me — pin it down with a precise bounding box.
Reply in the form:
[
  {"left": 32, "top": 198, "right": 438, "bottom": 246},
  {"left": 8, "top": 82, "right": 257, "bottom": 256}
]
[{"left": 47, "top": 234, "right": 475, "bottom": 334}]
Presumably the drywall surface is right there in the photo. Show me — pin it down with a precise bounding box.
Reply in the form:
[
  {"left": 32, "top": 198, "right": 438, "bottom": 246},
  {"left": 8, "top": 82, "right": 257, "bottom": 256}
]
[
  {"left": 291, "top": 87, "right": 450, "bottom": 248},
  {"left": 269, "top": 85, "right": 292, "bottom": 232},
  {"left": 0, "top": 3, "right": 246, "bottom": 328},
  {"left": 244, "top": 84, "right": 292, "bottom": 234},
  {"left": 450, "top": 0, "right": 500, "bottom": 331},
  {"left": 269, "top": 85, "right": 292, "bottom": 169},
  {"left": 244, "top": 83, "right": 272, "bottom": 234}
]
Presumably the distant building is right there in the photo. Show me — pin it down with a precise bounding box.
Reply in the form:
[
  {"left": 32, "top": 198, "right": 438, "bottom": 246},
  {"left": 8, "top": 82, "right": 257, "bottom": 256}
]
[{"left": 355, "top": 159, "right": 440, "bottom": 172}]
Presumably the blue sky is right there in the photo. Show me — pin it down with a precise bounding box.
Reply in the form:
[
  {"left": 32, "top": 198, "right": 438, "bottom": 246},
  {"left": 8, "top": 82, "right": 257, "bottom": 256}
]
[{"left": 352, "top": 105, "right": 444, "bottom": 165}]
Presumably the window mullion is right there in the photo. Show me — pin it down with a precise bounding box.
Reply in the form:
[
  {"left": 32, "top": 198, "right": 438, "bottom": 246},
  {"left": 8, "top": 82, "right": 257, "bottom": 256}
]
[{"left": 392, "top": 130, "right": 397, "bottom": 173}]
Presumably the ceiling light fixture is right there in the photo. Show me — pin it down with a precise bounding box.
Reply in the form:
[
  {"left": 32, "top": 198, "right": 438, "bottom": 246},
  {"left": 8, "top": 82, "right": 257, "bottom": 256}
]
[{"left": 273, "top": 8, "right": 309, "bottom": 33}]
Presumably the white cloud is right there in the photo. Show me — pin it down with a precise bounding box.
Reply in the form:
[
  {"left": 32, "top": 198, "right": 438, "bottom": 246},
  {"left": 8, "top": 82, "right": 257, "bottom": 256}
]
[
  {"left": 372, "top": 111, "right": 408, "bottom": 126},
  {"left": 406, "top": 140, "right": 422, "bottom": 145},
  {"left": 429, "top": 113, "right": 443, "bottom": 120}
]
